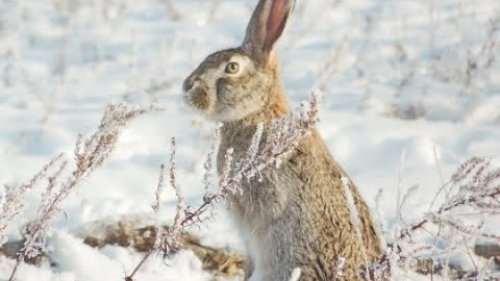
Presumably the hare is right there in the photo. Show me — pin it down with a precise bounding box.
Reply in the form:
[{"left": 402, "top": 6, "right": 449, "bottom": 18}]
[{"left": 183, "top": 0, "right": 383, "bottom": 280}]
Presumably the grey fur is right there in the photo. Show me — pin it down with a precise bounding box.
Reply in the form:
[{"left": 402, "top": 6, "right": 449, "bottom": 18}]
[{"left": 183, "top": 0, "right": 382, "bottom": 280}]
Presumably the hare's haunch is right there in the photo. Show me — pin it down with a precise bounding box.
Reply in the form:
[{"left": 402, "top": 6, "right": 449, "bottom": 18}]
[{"left": 183, "top": 1, "right": 383, "bottom": 280}]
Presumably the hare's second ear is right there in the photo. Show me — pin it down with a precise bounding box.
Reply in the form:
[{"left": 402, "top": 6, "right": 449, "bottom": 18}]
[{"left": 242, "top": 0, "right": 296, "bottom": 64}]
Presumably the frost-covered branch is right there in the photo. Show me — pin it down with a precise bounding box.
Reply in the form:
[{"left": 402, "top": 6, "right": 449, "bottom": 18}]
[
  {"left": 376, "top": 157, "right": 500, "bottom": 280},
  {"left": 397, "top": 157, "right": 500, "bottom": 245},
  {"left": 4, "top": 103, "right": 151, "bottom": 281},
  {"left": 0, "top": 153, "right": 65, "bottom": 245}
]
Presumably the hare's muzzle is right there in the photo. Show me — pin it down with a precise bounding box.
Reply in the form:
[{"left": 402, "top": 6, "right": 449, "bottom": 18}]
[{"left": 183, "top": 77, "right": 211, "bottom": 113}]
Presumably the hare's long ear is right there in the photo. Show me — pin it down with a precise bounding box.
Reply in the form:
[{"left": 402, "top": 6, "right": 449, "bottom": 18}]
[{"left": 242, "top": 0, "right": 296, "bottom": 64}]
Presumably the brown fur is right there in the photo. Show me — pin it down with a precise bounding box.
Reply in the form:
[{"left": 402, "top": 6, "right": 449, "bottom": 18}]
[
  {"left": 216, "top": 101, "right": 382, "bottom": 281},
  {"left": 183, "top": 1, "right": 383, "bottom": 280},
  {"left": 266, "top": 51, "right": 289, "bottom": 118}
]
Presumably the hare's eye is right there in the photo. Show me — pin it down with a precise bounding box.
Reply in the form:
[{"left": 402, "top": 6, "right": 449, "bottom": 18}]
[{"left": 225, "top": 62, "right": 240, "bottom": 74}]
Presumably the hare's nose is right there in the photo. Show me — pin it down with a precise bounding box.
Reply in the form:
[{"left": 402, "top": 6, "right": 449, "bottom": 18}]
[{"left": 183, "top": 78, "right": 195, "bottom": 92}]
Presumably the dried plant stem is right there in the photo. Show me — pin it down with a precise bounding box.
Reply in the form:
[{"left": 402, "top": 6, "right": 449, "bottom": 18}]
[
  {"left": 7, "top": 255, "right": 23, "bottom": 281},
  {"left": 124, "top": 250, "right": 154, "bottom": 281},
  {"left": 6, "top": 103, "right": 151, "bottom": 281},
  {"left": 0, "top": 153, "right": 65, "bottom": 244},
  {"left": 382, "top": 157, "right": 500, "bottom": 280}
]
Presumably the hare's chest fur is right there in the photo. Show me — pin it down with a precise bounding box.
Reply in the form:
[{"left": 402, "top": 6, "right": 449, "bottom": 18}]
[
  {"left": 226, "top": 163, "right": 299, "bottom": 280},
  {"left": 217, "top": 126, "right": 308, "bottom": 280}
]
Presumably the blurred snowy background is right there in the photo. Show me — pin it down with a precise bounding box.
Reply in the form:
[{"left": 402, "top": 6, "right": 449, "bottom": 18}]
[{"left": 0, "top": 0, "right": 499, "bottom": 280}]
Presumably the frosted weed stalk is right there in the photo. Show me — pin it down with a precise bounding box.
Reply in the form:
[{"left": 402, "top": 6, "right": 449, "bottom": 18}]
[
  {"left": 125, "top": 92, "right": 319, "bottom": 280},
  {"left": 0, "top": 153, "right": 65, "bottom": 245},
  {"left": 372, "top": 157, "right": 500, "bottom": 280},
  {"left": 1, "top": 103, "right": 152, "bottom": 281}
]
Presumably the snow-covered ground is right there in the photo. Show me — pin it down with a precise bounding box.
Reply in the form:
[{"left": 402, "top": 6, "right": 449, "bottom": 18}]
[{"left": 0, "top": 0, "right": 499, "bottom": 280}]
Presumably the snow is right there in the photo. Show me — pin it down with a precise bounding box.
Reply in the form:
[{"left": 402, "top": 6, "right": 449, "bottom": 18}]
[
  {"left": 287, "top": 268, "right": 301, "bottom": 281},
  {"left": 1, "top": 0, "right": 499, "bottom": 280}
]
